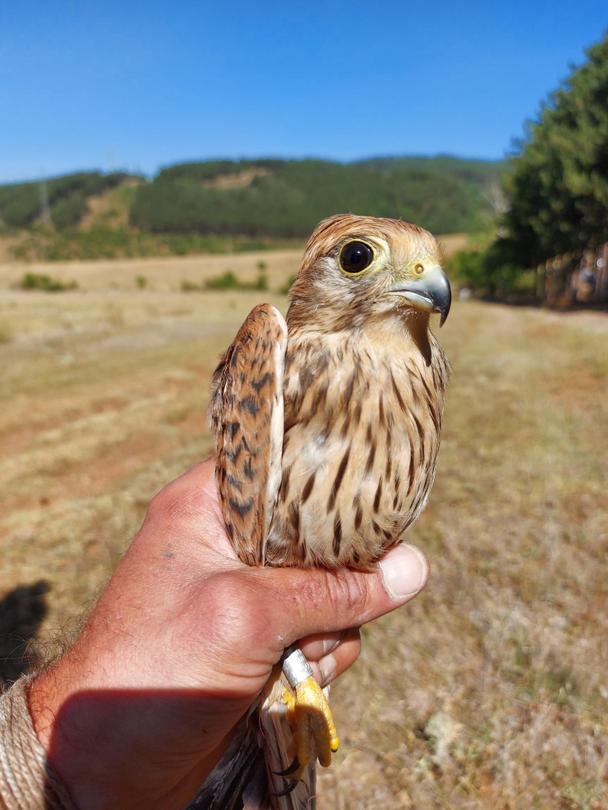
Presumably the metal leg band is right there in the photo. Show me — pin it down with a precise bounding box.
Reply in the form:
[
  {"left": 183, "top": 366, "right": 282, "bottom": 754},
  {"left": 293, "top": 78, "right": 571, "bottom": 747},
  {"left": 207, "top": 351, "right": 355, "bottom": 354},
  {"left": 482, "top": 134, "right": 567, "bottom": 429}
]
[{"left": 283, "top": 648, "right": 313, "bottom": 688}]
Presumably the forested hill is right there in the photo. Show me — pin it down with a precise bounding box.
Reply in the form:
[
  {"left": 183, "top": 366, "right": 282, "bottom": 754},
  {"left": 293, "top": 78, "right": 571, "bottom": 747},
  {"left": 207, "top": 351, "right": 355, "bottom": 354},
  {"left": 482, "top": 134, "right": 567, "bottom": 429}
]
[
  {"left": 0, "top": 157, "right": 501, "bottom": 242},
  {"left": 0, "top": 171, "right": 133, "bottom": 231},
  {"left": 130, "top": 157, "right": 501, "bottom": 237}
]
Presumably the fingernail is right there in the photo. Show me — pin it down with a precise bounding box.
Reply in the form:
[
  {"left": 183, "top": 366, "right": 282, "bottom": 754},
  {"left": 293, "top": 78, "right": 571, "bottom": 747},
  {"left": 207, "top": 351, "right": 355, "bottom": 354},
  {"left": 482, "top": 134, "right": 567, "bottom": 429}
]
[
  {"left": 379, "top": 544, "right": 428, "bottom": 601},
  {"left": 319, "top": 654, "right": 337, "bottom": 687},
  {"left": 322, "top": 635, "right": 341, "bottom": 655}
]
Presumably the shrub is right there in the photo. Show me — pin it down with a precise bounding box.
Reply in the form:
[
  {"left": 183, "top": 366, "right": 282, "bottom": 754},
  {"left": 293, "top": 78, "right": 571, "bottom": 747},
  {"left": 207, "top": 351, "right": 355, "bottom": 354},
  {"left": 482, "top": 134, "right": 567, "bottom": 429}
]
[
  {"left": 253, "top": 272, "right": 268, "bottom": 291},
  {"left": 204, "top": 271, "right": 240, "bottom": 290},
  {"left": 447, "top": 247, "right": 529, "bottom": 298},
  {"left": 448, "top": 250, "right": 488, "bottom": 289},
  {"left": 181, "top": 280, "right": 202, "bottom": 292},
  {"left": 19, "top": 272, "right": 78, "bottom": 292},
  {"left": 204, "top": 271, "right": 268, "bottom": 291}
]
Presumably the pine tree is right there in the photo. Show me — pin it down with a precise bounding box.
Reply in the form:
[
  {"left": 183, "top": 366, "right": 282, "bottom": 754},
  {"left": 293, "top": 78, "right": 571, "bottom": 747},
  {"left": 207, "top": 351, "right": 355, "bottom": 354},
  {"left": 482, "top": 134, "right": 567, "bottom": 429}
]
[{"left": 501, "top": 32, "right": 608, "bottom": 265}]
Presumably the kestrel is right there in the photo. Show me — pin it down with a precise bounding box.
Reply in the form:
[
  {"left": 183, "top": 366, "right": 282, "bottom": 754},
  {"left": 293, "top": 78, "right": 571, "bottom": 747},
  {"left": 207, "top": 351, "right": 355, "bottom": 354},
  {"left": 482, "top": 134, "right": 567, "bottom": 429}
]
[{"left": 204, "top": 214, "right": 451, "bottom": 808}]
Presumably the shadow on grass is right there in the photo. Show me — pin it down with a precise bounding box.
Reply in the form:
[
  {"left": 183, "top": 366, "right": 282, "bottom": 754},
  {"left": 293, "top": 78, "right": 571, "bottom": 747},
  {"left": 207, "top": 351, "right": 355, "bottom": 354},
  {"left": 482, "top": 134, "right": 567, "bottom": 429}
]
[{"left": 0, "top": 580, "right": 50, "bottom": 687}]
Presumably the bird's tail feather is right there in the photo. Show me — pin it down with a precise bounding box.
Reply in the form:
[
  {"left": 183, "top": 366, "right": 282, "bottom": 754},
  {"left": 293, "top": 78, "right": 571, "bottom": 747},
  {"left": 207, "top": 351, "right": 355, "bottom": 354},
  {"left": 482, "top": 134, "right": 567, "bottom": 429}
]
[{"left": 188, "top": 669, "right": 316, "bottom": 810}]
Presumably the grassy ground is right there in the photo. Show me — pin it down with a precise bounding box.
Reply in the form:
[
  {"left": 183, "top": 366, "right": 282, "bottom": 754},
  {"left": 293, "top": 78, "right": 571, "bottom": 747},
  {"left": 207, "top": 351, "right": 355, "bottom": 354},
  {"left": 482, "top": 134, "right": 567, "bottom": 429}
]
[{"left": 1, "top": 250, "right": 607, "bottom": 808}]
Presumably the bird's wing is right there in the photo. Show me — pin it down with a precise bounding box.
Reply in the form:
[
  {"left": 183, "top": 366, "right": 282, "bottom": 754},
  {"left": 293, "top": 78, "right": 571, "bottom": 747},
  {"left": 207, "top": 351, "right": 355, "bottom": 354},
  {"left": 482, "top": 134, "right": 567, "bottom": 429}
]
[
  {"left": 210, "top": 303, "right": 287, "bottom": 565},
  {"left": 206, "top": 305, "right": 316, "bottom": 809}
]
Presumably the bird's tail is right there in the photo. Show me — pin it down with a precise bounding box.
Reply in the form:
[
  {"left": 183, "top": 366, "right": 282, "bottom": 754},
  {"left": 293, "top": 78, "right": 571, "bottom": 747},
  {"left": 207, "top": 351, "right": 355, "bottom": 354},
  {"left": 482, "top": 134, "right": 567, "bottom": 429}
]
[{"left": 188, "top": 668, "right": 316, "bottom": 810}]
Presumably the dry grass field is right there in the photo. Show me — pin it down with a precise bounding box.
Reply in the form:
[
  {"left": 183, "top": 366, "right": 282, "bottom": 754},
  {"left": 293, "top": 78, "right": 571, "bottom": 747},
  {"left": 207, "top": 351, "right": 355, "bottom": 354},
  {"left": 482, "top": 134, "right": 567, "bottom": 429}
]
[{"left": 1, "top": 249, "right": 607, "bottom": 808}]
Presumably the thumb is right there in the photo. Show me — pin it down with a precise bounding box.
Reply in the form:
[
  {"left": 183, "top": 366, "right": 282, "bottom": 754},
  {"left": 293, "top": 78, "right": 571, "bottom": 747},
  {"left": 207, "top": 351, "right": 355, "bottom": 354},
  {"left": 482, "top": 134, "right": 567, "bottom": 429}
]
[{"left": 257, "top": 544, "right": 429, "bottom": 646}]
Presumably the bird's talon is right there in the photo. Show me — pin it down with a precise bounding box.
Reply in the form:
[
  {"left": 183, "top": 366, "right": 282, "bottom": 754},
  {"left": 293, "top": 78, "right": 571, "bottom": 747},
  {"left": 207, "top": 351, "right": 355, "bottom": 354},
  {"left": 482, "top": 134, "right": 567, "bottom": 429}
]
[
  {"left": 273, "top": 757, "right": 300, "bottom": 777},
  {"left": 272, "top": 779, "right": 300, "bottom": 798},
  {"left": 292, "top": 675, "right": 340, "bottom": 770}
]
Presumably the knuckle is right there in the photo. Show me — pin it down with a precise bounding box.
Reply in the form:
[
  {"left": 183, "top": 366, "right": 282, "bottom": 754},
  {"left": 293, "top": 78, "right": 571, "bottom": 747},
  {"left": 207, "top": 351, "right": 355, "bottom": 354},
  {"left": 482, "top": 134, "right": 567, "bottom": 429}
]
[
  {"left": 329, "top": 571, "right": 371, "bottom": 619},
  {"left": 145, "top": 478, "right": 205, "bottom": 528},
  {"left": 287, "top": 571, "right": 372, "bottom": 629},
  {"left": 297, "top": 576, "right": 331, "bottom": 614},
  {"left": 146, "top": 482, "right": 181, "bottom": 523}
]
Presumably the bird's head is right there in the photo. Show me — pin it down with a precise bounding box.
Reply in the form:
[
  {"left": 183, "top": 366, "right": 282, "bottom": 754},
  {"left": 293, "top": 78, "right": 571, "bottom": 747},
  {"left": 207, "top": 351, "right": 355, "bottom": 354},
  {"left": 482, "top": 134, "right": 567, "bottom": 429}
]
[{"left": 287, "top": 214, "right": 451, "bottom": 334}]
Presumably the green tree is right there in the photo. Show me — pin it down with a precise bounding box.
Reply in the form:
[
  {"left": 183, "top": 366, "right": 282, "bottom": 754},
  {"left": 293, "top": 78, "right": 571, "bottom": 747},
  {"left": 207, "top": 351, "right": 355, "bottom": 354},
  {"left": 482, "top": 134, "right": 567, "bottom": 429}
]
[{"left": 501, "top": 32, "right": 608, "bottom": 266}]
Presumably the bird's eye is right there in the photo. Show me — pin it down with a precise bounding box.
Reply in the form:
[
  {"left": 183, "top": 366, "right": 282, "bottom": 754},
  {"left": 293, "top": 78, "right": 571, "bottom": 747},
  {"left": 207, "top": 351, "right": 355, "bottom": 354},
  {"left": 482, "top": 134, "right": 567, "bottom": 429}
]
[
  {"left": 339, "top": 241, "right": 374, "bottom": 275},
  {"left": 414, "top": 262, "right": 424, "bottom": 275}
]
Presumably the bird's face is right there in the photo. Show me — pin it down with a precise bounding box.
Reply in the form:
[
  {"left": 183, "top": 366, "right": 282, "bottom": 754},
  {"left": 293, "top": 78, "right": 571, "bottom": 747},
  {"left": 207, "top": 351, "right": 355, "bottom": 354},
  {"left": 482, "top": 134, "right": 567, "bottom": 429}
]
[{"left": 288, "top": 214, "right": 451, "bottom": 333}]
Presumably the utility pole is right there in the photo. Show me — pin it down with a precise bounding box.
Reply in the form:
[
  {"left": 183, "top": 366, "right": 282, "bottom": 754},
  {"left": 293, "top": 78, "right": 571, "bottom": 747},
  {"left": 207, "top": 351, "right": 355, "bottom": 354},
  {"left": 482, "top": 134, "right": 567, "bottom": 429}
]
[{"left": 39, "top": 176, "right": 53, "bottom": 227}]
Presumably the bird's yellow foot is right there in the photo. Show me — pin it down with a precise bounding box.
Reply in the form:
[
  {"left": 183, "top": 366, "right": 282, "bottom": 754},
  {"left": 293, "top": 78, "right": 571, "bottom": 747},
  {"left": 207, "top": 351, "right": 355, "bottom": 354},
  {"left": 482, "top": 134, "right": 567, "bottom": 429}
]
[{"left": 280, "top": 648, "right": 340, "bottom": 779}]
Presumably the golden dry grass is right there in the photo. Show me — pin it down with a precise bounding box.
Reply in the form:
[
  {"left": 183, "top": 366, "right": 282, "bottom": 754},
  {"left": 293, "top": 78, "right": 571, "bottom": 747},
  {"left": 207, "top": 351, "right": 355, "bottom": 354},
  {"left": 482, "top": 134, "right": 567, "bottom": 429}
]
[
  {"left": 1, "top": 250, "right": 607, "bottom": 808},
  {"left": 319, "top": 304, "right": 608, "bottom": 810}
]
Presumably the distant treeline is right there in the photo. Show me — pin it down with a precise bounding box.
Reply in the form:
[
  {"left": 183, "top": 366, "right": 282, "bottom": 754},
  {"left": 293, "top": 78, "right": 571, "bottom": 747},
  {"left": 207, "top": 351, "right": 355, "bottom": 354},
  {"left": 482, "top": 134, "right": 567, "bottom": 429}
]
[
  {"left": 130, "top": 157, "right": 500, "bottom": 237},
  {"left": 0, "top": 172, "right": 131, "bottom": 231},
  {"left": 0, "top": 157, "right": 501, "bottom": 246}
]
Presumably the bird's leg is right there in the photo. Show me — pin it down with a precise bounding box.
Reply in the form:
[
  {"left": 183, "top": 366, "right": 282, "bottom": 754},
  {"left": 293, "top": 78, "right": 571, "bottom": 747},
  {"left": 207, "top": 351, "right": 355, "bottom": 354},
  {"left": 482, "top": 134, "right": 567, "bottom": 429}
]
[{"left": 281, "top": 646, "right": 340, "bottom": 777}]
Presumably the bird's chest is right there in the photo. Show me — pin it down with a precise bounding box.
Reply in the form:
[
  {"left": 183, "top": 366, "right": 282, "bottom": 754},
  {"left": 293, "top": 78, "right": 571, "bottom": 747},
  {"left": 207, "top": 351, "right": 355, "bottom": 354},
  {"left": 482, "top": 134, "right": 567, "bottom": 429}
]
[{"left": 266, "top": 336, "right": 444, "bottom": 568}]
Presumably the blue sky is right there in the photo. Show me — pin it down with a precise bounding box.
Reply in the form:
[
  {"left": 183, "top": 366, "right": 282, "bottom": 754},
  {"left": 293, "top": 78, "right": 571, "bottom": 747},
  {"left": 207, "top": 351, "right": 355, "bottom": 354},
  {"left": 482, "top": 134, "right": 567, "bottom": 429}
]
[{"left": 0, "top": 1, "right": 606, "bottom": 183}]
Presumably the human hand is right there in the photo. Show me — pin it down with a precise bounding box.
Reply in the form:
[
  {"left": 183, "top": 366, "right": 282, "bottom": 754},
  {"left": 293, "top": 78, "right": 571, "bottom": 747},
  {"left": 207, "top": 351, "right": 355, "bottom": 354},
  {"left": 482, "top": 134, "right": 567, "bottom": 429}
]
[{"left": 29, "top": 459, "right": 428, "bottom": 810}]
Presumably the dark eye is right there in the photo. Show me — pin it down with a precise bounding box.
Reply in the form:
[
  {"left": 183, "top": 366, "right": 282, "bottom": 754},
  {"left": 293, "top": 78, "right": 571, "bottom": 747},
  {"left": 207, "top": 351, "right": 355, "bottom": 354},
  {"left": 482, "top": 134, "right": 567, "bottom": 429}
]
[{"left": 339, "top": 241, "right": 374, "bottom": 274}]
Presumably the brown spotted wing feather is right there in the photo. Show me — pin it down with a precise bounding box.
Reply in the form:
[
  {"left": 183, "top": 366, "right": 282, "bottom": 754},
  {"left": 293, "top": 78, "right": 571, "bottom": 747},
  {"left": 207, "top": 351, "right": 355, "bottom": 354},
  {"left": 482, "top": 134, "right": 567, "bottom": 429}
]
[{"left": 211, "top": 304, "right": 287, "bottom": 566}]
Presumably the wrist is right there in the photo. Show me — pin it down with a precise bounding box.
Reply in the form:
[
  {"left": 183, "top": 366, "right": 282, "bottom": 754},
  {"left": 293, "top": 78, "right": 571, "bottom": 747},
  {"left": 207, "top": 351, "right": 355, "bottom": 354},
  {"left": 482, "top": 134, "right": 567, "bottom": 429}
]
[
  {"left": 0, "top": 677, "right": 76, "bottom": 810},
  {"left": 28, "top": 666, "right": 114, "bottom": 810},
  {"left": 28, "top": 661, "right": 232, "bottom": 810}
]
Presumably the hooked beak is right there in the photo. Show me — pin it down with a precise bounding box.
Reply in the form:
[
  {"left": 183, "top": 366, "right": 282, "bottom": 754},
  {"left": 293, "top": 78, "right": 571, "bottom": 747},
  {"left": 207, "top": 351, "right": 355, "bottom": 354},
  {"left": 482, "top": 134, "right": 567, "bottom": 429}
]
[{"left": 388, "top": 265, "right": 452, "bottom": 326}]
